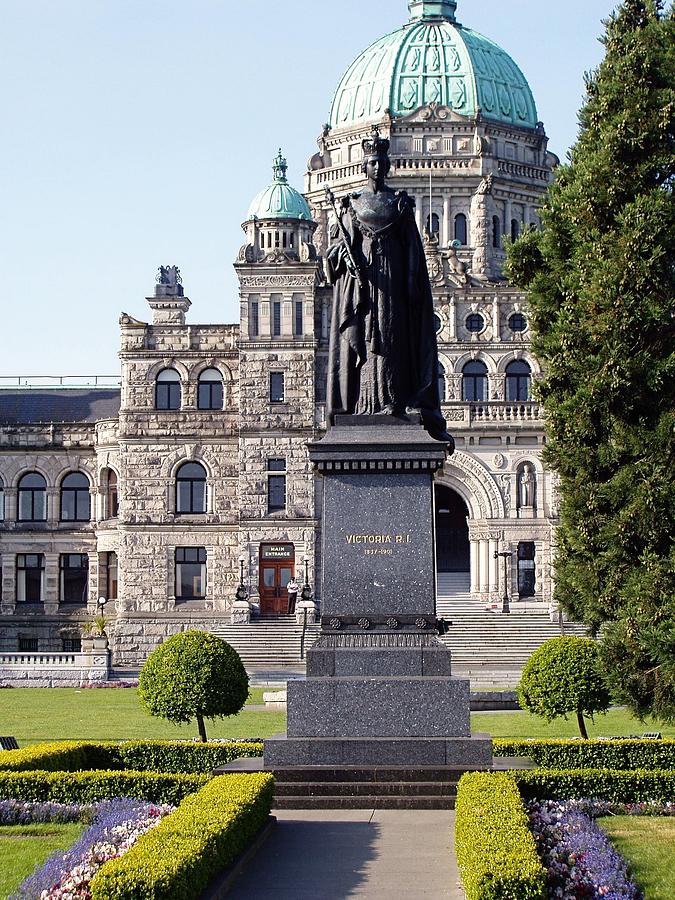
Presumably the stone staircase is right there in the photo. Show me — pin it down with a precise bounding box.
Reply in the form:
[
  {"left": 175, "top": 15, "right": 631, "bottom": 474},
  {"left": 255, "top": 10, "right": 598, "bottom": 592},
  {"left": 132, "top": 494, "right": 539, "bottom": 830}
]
[
  {"left": 437, "top": 572, "right": 588, "bottom": 687},
  {"left": 212, "top": 617, "right": 321, "bottom": 672}
]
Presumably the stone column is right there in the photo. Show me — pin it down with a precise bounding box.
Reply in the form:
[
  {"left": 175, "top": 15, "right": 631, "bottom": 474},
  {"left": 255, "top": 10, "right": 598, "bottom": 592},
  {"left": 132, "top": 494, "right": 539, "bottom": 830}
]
[
  {"left": 414, "top": 195, "right": 422, "bottom": 234},
  {"left": 488, "top": 537, "right": 499, "bottom": 595},
  {"left": 43, "top": 552, "right": 59, "bottom": 614},
  {"left": 505, "top": 198, "right": 512, "bottom": 235},
  {"left": 448, "top": 296, "right": 457, "bottom": 341},
  {"left": 260, "top": 294, "right": 271, "bottom": 338},
  {"left": 469, "top": 539, "right": 479, "bottom": 594},
  {"left": 442, "top": 196, "right": 451, "bottom": 246},
  {"left": 321, "top": 299, "right": 329, "bottom": 341},
  {"left": 492, "top": 294, "right": 500, "bottom": 341},
  {"left": 479, "top": 539, "right": 489, "bottom": 594}
]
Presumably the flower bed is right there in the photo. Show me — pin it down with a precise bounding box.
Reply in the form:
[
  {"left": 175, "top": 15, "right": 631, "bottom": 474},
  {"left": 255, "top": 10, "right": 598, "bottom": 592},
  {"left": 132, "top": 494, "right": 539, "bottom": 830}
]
[
  {"left": 0, "top": 800, "right": 97, "bottom": 825},
  {"left": 12, "top": 798, "right": 174, "bottom": 900},
  {"left": 495, "top": 738, "right": 675, "bottom": 770},
  {"left": 527, "top": 799, "right": 644, "bottom": 899}
]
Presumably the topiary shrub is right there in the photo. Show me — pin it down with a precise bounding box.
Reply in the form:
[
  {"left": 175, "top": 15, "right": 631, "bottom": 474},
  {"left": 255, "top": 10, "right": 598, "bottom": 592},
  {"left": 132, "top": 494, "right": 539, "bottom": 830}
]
[
  {"left": 138, "top": 631, "right": 249, "bottom": 742},
  {"left": 518, "top": 637, "right": 611, "bottom": 739}
]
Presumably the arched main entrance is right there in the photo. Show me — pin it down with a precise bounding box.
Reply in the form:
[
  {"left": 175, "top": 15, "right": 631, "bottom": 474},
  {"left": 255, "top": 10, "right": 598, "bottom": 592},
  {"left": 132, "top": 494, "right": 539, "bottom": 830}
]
[{"left": 434, "top": 485, "right": 470, "bottom": 573}]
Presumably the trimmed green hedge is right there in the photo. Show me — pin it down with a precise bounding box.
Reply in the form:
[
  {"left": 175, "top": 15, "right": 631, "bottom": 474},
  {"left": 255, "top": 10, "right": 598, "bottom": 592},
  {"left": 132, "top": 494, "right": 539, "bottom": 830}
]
[
  {"left": 0, "top": 740, "right": 263, "bottom": 774},
  {"left": 455, "top": 772, "right": 546, "bottom": 900},
  {"left": 0, "top": 770, "right": 208, "bottom": 804},
  {"left": 90, "top": 773, "right": 274, "bottom": 900},
  {"left": 115, "top": 740, "right": 263, "bottom": 773},
  {"left": 512, "top": 768, "right": 675, "bottom": 802},
  {"left": 495, "top": 738, "right": 675, "bottom": 771}
]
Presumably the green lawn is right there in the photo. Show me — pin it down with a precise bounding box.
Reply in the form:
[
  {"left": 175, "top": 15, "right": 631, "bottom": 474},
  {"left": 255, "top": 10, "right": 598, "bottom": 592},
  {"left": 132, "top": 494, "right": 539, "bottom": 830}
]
[
  {"left": 0, "top": 823, "right": 84, "bottom": 899},
  {"left": 0, "top": 688, "right": 285, "bottom": 745},
  {"left": 2, "top": 688, "right": 674, "bottom": 746},
  {"left": 599, "top": 817, "right": 675, "bottom": 900},
  {"left": 470, "top": 707, "right": 675, "bottom": 740}
]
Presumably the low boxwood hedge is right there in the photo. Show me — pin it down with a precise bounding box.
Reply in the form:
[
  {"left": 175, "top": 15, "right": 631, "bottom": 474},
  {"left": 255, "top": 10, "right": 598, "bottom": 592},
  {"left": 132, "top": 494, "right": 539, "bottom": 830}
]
[
  {"left": 90, "top": 773, "right": 274, "bottom": 900},
  {"left": 0, "top": 770, "right": 208, "bottom": 804},
  {"left": 455, "top": 772, "right": 546, "bottom": 900},
  {"left": 512, "top": 768, "right": 675, "bottom": 802},
  {"left": 495, "top": 738, "right": 675, "bottom": 771},
  {"left": 0, "top": 740, "right": 263, "bottom": 774}
]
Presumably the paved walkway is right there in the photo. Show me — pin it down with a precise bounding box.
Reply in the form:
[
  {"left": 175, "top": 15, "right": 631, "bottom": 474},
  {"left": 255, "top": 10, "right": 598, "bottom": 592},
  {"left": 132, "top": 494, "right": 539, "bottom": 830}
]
[{"left": 228, "top": 809, "right": 465, "bottom": 899}]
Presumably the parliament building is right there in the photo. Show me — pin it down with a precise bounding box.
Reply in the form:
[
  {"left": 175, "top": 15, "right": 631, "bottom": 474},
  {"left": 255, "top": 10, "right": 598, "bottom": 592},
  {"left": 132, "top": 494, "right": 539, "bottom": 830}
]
[{"left": 0, "top": 0, "right": 561, "bottom": 666}]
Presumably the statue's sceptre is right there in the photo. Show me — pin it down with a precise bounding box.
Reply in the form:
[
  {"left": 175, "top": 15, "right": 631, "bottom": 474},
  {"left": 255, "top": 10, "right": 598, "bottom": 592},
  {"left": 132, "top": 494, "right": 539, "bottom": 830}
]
[{"left": 324, "top": 185, "right": 364, "bottom": 289}]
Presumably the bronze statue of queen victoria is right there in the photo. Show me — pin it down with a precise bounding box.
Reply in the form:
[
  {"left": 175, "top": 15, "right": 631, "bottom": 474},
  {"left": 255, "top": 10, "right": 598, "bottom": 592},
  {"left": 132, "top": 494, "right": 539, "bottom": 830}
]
[{"left": 325, "top": 128, "right": 452, "bottom": 445}]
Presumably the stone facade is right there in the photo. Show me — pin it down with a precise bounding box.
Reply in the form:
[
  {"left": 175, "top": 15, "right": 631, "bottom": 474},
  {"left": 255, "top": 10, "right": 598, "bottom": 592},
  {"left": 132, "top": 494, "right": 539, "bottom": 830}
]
[{"left": 0, "top": 2, "right": 561, "bottom": 667}]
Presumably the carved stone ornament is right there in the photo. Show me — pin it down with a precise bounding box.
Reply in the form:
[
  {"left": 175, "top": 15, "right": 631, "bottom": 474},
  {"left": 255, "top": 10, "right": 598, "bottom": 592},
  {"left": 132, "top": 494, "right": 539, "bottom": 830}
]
[
  {"left": 357, "top": 618, "right": 372, "bottom": 630},
  {"left": 493, "top": 453, "right": 506, "bottom": 469},
  {"left": 419, "top": 103, "right": 450, "bottom": 121},
  {"left": 329, "top": 617, "right": 342, "bottom": 630},
  {"left": 415, "top": 617, "right": 430, "bottom": 630},
  {"left": 386, "top": 617, "right": 400, "bottom": 630},
  {"left": 157, "top": 265, "right": 182, "bottom": 286},
  {"left": 240, "top": 274, "right": 316, "bottom": 288}
]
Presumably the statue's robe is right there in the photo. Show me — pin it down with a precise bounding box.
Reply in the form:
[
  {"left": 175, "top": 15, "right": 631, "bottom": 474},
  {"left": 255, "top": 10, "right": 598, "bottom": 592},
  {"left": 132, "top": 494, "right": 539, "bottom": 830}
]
[{"left": 326, "top": 189, "right": 450, "bottom": 443}]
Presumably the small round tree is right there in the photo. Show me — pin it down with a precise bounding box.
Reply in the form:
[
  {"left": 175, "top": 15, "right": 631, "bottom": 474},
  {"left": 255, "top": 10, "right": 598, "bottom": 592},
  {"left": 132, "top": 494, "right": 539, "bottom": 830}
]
[
  {"left": 138, "top": 631, "right": 248, "bottom": 742},
  {"left": 518, "top": 636, "right": 611, "bottom": 739}
]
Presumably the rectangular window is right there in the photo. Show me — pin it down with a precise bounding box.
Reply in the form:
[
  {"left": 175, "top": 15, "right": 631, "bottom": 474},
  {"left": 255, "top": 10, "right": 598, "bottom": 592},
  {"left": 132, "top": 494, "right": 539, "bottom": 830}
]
[
  {"left": 518, "top": 542, "right": 536, "bottom": 598},
  {"left": 294, "top": 301, "right": 303, "bottom": 336},
  {"left": 18, "top": 637, "right": 38, "bottom": 652},
  {"left": 16, "top": 554, "right": 44, "bottom": 603},
  {"left": 267, "top": 458, "right": 287, "bottom": 514},
  {"left": 272, "top": 300, "right": 282, "bottom": 337},
  {"left": 105, "top": 551, "right": 118, "bottom": 600},
  {"left": 175, "top": 547, "right": 206, "bottom": 600},
  {"left": 60, "top": 554, "right": 89, "bottom": 604},
  {"left": 0, "top": 483, "right": 4, "bottom": 521},
  {"left": 269, "top": 372, "right": 285, "bottom": 403},
  {"left": 62, "top": 637, "right": 82, "bottom": 652},
  {"left": 249, "top": 301, "right": 259, "bottom": 338}
]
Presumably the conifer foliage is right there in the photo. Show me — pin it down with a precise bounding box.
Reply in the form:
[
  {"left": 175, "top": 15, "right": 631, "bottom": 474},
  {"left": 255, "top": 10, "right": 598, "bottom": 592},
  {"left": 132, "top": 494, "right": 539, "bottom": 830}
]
[{"left": 506, "top": 1, "right": 675, "bottom": 720}]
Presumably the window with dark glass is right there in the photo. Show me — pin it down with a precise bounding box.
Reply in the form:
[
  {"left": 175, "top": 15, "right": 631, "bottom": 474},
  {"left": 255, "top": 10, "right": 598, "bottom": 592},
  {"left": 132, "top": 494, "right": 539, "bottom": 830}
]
[
  {"left": 270, "top": 372, "right": 285, "bottom": 403},
  {"left": 518, "top": 542, "right": 536, "bottom": 597},
  {"left": 465, "top": 313, "right": 485, "bottom": 334},
  {"left": 272, "top": 301, "right": 282, "bottom": 337},
  {"left": 175, "top": 547, "right": 206, "bottom": 600},
  {"left": 18, "top": 637, "right": 38, "bottom": 652},
  {"left": 105, "top": 551, "right": 118, "bottom": 600},
  {"left": 0, "top": 476, "right": 4, "bottom": 522},
  {"left": 506, "top": 360, "right": 532, "bottom": 401},
  {"left": 294, "top": 301, "right": 304, "bottom": 336},
  {"left": 60, "top": 473, "right": 90, "bottom": 522},
  {"left": 16, "top": 554, "right": 44, "bottom": 602},
  {"left": 18, "top": 473, "right": 47, "bottom": 522},
  {"left": 437, "top": 363, "right": 446, "bottom": 402},
  {"left": 492, "top": 215, "right": 501, "bottom": 248},
  {"left": 62, "top": 637, "right": 82, "bottom": 652},
  {"left": 454, "top": 213, "right": 467, "bottom": 245},
  {"left": 462, "top": 361, "right": 488, "bottom": 402},
  {"left": 425, "top": 212, "right": 440, "bottom": 237},
  {"left": 105, "top": 469, "right": 118, "bottom": 519},
  {"left": 267, "top": 458, "right": 286, "bottom": 514},
  {"left": 176, "top": 462, "right": 207, "bottom": 514},
  {"left": 197, "top": 368, "right": 223, "bottom": 410},
  {"left": 60, "top": 554, "right": 89, "bottom": 604},
  {"left": 511, "top": 219, "right": 520, "bottom": 242},
  {"left": 249, "top": 301, "right": 259, "bottom": 337},
  {"left": 155, "top": 368, "right": 181, "bottom": 410},
  {"left": 508, "top": 313, "right": 527, "bottom": 333}
]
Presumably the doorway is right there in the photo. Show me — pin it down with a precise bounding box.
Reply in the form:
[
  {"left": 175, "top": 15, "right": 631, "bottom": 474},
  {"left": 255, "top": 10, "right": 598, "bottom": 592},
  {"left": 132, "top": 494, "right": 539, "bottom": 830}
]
[
  {"left": 259, "top": 543, "right": 295, "bottom": 616},
  {"left": 434, "top": 485, "right": 470, "bottom": 573}
]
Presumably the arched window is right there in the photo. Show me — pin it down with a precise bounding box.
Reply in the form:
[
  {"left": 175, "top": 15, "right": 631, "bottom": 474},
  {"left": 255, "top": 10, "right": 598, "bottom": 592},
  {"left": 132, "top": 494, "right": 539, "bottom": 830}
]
[
  {"left": 176, "top": 462, "right": 207, "bottom": 514},
  {"left": 462, "top": 360, "right": 488, "bottom": 402},
  {"left": 103, "top": 469, "right": 118, "bottom": 519},
  {"left": 511, "top": 219, "right": 520, "bottom": 242},
  {"left": 155, "top": 368, "right": 181, "bottom": 410},
  {"left": 60, "top": 472, "right": 91, "bottom": 522},
  {"left": 454, "top": 213, "right": 467, "bottom": 245},
  {"left": 437, "top": 363, "right": 446, "bottom": 403},
  {"left": 0, "top": 476, "right": 4, "bottom": 522},
  {"left": 18, "top": 473, "right": 47, "bottom": 522},
  {"left": 425, "top": 213, "right": 440, "bottom": 238},
  {"left": 198, "top": 368, "right": 224, "bottom": 410},
  {"left": 492, "top": 215, "right": 501, "bottom": 248},
  {"left": 506, "top": 360, "right": 532, "bottom": 401}
]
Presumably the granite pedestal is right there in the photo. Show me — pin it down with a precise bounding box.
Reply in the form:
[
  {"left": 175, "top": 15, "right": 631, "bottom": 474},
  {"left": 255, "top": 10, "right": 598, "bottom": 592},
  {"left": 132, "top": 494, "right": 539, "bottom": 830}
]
[{"left": 264, "top": 415, "right": 493, "bottom": 769}]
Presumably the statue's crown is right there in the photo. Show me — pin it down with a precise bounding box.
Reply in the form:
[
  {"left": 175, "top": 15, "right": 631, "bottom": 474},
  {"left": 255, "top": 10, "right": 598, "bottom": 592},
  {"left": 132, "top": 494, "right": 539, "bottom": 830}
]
[{"left": 362, "top": 126, "right": 390, "bottom": 157}]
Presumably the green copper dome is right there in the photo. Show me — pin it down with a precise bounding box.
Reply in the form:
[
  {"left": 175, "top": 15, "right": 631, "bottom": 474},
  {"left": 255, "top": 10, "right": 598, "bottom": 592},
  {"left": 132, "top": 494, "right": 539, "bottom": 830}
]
[
  {"left": 330, "top": 0, "right": 538, "bottom": 131},
  {"left": 247, "top": 151, "right": 312, "bottom": 221}
]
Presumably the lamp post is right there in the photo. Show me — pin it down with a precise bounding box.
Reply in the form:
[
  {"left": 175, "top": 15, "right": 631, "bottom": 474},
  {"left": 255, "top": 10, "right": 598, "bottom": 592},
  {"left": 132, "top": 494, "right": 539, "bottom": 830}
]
[
  {"left": 235, "top": 555, "right": 248, "bottom": 603},
  {"left": 494, "top": 548, "right": 512, "bottom": 614},
  {"left": 302, "top": 554, "right": 310, "bottom": 587},
  {"left": 97, "top": 596, "right": 106, "bottom": 612}
]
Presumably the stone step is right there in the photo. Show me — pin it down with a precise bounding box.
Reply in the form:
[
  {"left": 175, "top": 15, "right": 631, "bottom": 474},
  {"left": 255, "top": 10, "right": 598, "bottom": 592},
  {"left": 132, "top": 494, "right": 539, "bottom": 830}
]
[
  {"left": 274, "top": 780, "right": 458, "bottom": 797},
  {"left": 273, "top": 794, "right": 456, "bottom": 810},
  {"left": 270, "top": 766, "right": 474, "bottom": 782}
]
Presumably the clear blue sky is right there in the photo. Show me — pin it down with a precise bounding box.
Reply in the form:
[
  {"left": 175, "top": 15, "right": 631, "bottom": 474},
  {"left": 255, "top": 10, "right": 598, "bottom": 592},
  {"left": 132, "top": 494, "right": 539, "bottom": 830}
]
[{"left": 0, "top": 0, "right": 616, "bottom": 376}]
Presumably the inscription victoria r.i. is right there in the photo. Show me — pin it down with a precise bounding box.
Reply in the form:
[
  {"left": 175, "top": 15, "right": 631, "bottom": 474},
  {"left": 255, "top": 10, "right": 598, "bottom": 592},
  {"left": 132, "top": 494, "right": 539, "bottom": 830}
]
[{"left": 345, "top": 533, "right": 412, "bottom": 545}]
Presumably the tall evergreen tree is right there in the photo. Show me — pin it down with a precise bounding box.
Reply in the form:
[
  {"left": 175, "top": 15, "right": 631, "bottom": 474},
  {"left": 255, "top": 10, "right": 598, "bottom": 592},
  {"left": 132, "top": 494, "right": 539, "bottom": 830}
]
[{"left": 506, "top": 0, "right": 675, "bottom": 720}]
